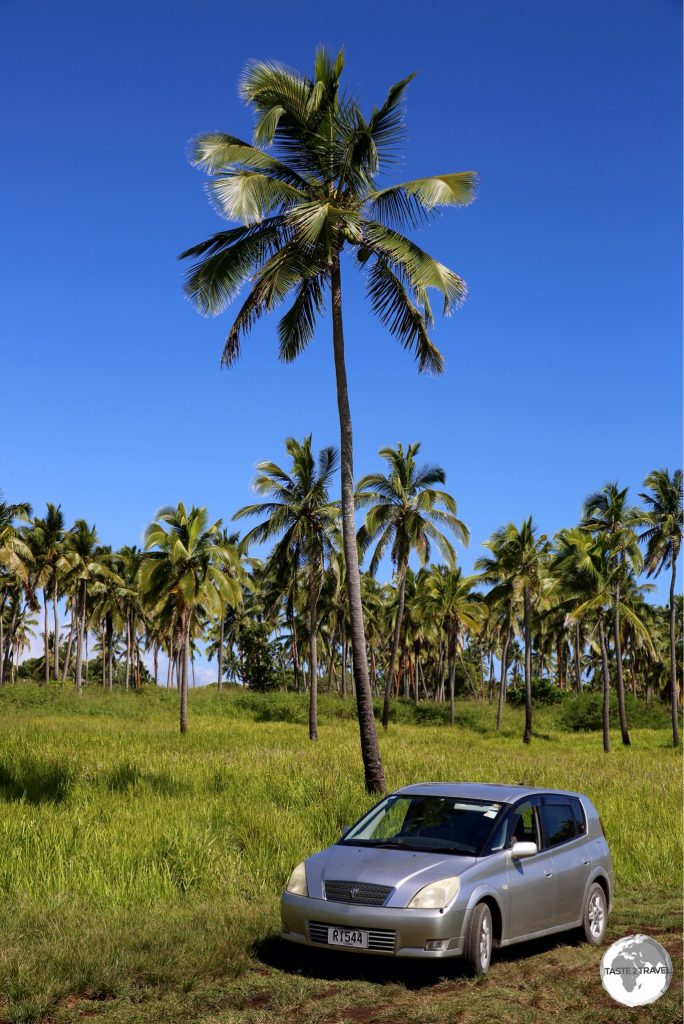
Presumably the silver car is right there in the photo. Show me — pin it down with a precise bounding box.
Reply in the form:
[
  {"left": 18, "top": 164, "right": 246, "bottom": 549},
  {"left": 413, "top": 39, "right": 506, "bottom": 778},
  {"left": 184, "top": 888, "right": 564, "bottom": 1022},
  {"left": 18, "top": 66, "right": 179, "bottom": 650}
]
[{"left": 280, "top": 782, "right": 613, "bottom": 974}]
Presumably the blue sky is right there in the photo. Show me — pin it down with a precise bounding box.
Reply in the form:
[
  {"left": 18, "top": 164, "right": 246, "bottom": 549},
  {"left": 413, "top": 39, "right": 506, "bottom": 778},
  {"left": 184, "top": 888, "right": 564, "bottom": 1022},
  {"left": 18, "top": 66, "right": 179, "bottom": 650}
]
[{"left": 2, "top": 1, "right": 681, "bottom": 673}]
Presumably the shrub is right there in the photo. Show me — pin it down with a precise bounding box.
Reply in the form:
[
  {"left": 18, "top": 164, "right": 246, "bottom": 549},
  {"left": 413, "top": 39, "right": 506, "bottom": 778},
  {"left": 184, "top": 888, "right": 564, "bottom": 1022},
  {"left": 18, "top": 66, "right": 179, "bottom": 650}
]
[
  {"left": 559, "top": 691, "right": 671, "bottom": 731},
  {"left": 507, "top": 678, "right": 564, "bottom": 707}
]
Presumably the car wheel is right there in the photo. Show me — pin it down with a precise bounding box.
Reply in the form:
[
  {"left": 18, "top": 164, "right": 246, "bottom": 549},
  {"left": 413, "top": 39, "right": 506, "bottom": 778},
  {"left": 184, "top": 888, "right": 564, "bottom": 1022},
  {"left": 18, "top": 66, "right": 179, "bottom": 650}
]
[
  {"left": 464, "top": 902, "right": 493, "bottom": 975},
  {"left": 582, "top": 883, "right": 608, "bottom": 946}
]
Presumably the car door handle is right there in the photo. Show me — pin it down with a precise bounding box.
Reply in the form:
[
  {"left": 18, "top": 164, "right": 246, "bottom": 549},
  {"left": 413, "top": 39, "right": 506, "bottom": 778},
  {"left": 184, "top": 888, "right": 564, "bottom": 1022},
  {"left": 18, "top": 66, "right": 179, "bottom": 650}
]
[
  {"left": 544, "top": 870, "right": 554, "bottom": 877},
  {"left": 581, "top": 858, "right": 590, "bottom": 865}
]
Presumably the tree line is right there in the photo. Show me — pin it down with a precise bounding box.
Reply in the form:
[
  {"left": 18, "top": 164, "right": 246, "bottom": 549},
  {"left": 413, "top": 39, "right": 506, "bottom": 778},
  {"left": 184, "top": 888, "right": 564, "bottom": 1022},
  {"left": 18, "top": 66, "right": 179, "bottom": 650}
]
[{"left": 0, "top": 451, "right": 681, "bottom": 764}]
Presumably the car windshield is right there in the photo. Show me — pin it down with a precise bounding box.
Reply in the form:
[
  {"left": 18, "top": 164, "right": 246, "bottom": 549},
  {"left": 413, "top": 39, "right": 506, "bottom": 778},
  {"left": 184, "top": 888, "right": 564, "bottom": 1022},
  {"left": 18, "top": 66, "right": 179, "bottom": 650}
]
[{"left": 341, "top": 794, "right": 504, "bottom": 855}]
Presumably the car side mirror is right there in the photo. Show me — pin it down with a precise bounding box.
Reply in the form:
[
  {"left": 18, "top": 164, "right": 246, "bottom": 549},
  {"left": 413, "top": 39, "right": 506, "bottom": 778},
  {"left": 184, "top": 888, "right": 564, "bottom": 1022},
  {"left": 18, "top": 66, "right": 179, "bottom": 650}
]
[{"left": 510, "top": 841, "right": 538, "bottom": 859}]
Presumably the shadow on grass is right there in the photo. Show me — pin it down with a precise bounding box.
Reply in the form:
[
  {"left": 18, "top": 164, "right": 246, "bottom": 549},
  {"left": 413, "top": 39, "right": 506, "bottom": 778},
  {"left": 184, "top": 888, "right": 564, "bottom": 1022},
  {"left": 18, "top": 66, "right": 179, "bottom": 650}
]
[
  {"left": 253, "top": 929, "right": 581, "bottom": 988},
  {"left": 253, "top": 933, "right": 469, "bottom": 988},
  {"left": 0, "top": 759, "right": 74, "bottom": 804}
]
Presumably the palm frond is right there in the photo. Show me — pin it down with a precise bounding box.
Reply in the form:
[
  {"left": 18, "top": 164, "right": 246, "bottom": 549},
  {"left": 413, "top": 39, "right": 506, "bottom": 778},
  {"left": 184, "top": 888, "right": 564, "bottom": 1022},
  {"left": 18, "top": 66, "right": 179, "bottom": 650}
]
[
  {"left": 189, "top": 132, "right": 307, "bottom": 188},
  {"left": 276, "top": 272, "right": 327, "bottom": 362},
  {"left": 366, "top": 258, "right": 444, "bottom": 374},
  {"left": 207, "top": 172, "right": 305, "bottom": 224},
  {"left": 362, "top": 222, "right": 467, "bottom": 315}
]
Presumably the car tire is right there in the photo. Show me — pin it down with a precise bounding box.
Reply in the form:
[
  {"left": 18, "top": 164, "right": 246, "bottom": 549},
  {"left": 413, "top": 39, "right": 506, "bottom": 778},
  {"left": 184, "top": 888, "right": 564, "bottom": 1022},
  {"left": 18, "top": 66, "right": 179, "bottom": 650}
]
[
  {"left": 463, "top": 902, "right": 493, "bottom": 975},
  {"left": 581, "top": 882, "right": 608, "bottom": 946}
]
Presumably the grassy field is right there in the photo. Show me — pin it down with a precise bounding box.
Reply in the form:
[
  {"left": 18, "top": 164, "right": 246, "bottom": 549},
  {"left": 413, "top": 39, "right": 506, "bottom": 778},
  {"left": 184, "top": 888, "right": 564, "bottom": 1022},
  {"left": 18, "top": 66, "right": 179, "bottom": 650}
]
[{"left": 0, "top": 685, "right": 680, "bottom": 1024}]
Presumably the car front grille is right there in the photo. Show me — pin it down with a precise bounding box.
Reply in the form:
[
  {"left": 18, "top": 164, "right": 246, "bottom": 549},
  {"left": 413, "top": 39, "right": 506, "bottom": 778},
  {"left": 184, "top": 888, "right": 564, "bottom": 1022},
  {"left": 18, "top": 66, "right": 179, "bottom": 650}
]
[
  {"left": 324, "top": 880, "right": 394, "bottom": 906},
  {"left": 308, "top": 921, "right": 396, "bottom": 953}
]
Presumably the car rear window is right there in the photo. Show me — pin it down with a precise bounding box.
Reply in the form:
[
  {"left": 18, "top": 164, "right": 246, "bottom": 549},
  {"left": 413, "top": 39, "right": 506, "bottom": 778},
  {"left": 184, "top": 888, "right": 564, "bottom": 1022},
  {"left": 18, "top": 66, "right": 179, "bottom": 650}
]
[
  {"left": 568, "top": 796, "right": 587, "bottom": 834},
  {"left": 540, "top": 802, "right": 578, "bottom": 847}
]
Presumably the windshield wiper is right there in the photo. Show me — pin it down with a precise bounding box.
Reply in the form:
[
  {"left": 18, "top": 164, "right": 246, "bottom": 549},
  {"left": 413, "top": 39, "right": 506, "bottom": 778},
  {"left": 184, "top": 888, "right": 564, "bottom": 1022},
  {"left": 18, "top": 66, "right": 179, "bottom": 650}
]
[{"left": 353, "top": 840, "right": 473, "bottom": 854}]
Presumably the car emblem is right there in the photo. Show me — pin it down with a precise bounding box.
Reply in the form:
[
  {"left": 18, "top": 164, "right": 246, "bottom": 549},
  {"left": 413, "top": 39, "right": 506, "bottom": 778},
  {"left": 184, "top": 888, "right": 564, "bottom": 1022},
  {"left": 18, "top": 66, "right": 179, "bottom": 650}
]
[{"left": 350, "top": 886, "right": 360, "bottom": 899}]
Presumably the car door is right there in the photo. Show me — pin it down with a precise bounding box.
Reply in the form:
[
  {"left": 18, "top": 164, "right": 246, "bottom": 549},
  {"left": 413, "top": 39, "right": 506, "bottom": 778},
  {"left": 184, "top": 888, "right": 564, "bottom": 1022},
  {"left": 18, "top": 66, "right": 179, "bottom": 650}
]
[
  {"left": 505, "top": 798, "right": 557, "bottom": 938},
  {"left": 541, "top": 797, "right": 593, "bottom": 925}
]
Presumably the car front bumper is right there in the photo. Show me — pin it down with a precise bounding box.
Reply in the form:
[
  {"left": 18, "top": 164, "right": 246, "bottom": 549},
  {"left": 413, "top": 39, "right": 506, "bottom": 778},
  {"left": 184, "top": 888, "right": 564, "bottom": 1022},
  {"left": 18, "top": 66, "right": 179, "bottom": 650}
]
[{"left": 280, "top": 891, "right": 467, "bottom": 958}]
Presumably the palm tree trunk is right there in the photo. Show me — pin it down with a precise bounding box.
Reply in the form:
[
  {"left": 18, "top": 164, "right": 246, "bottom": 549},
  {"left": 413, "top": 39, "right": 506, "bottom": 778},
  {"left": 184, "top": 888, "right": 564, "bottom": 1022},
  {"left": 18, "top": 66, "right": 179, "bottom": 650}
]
[
  {"left": 669, "top": 561, "right": 680, "bottom": 746},
  {"left": 341, "top": 629, "right": 347, "bottom": 697},
  {"left": 53, "top": 579, "right": 60, "bottom": 680},
  {"left": 382, "top": 562, "right": 406, "bottom": 729},
  {"left": 308, "top": 567, "right": 320, "bottom": 742},
  {"left": 330, "top": 254, "right": 385, "bottom": 794},
  {"left": 43, "top": 588, "right": 49, "bottom": 686},
  {"left": 612, "top": 587, "right": 630, "bottom": 745},
  {"left": 448, "top": 624, "right": 458, "bottom": 725},
  {"left": 436, "top": 640, "right": 444, "bottom": 702},
  {"left": 496, "top": 628, "right": 511, "bottom": 731},
  {"left": 180, "top": 622, "right": 189, "bottom": 734},
  {"left": 292, "top": 621, "right": 301, "bottom": 692},
  {"left": 74, "top": 582, "right": 85, "bottom": 695},
  {"left": 7, "top": 603, "right": 18, "bottom": 681},
  {"left": 556, "top": 637, "right": 564, "bottom": 690},
  {"left": 523, "top": 587, "right": 533, "bottom": 744},
  {"left": 62, "top": 600, "right": 75, "bottom": 681},
  {"left": 598, "top": 614, "right": 611, "bottom": 754},
  {"left": 166, "top": 636, "right": 173, "bottom": 690},
  {"left": 125, "top": 615, "right": 131, "bottom": 691},
  {"left": 217, "top": 617, "right": 224, "bottom": 694},
  {"left": 574, "top": 621, "right": 582, "bottom": 693},
  {"left": 101, "top": 623, "right": 106, "bottom": 687},
  {"left": 0, "top": 599, "right": 4, "bottom": 685},
  {"left": 327, "top": 635, "right": 336, "bottom": 692}
]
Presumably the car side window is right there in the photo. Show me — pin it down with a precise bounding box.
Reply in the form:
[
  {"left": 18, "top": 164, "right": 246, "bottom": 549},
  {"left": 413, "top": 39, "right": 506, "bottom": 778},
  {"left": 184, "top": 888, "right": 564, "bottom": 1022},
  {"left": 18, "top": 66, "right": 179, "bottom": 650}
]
[
  {"left": 540, "top": 802, "right": 577, "bottom": 847},
  {"left": 488, "top": 816, "right": 508, "bottom": 852},
  {"left": 568, "top": 797, "right": 587, "bottom": 835},
  {"left": 509, "top": 801, "right": 540, "bottom": 847}
]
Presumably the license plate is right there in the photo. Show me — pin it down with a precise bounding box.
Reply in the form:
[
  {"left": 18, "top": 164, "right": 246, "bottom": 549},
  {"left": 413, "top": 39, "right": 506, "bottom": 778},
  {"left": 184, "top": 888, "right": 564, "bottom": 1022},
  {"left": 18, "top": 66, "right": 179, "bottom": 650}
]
[{"left": 327, "top": 926, "right": 368, "bottom": 948}]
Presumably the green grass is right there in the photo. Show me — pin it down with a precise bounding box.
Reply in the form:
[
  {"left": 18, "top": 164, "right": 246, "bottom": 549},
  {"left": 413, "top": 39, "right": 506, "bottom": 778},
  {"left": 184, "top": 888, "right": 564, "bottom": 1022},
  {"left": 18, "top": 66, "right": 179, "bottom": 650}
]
[{"left": 0, "top": 684, "right": 680, "bottom": 1024}]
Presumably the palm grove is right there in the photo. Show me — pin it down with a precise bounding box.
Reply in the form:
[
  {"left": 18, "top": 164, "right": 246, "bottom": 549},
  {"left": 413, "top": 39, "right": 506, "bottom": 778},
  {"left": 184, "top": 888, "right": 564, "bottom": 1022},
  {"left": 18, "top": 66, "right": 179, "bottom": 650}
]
[
  {"left": 1, "top": 460, "right": 681, "bottom": 754},
  {"left": 3, "top": 52, "right": 680, "bottom": 792}
]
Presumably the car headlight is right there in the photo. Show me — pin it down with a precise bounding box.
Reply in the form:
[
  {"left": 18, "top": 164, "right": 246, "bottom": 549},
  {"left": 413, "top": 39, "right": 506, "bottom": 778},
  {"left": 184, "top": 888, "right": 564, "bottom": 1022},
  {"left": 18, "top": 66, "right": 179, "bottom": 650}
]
[
  {"left": 407, "top": 876, "right": 460, "bottom": 909},
  {"left": 285, "top": 861, "right": 308, "bottom": 897}
]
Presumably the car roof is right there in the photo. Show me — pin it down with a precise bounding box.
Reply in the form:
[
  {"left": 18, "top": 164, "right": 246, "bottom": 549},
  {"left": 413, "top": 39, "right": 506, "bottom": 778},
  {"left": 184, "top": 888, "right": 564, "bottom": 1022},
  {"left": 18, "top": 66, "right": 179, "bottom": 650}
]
[{"left": 394, "top": 782, "right": 587, "bottom": 804}]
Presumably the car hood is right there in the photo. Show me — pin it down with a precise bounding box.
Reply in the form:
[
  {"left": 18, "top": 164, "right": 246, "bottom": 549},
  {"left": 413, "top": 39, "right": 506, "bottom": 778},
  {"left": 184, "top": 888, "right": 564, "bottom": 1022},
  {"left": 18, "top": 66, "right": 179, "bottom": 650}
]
[{"left": 305, "top": 844, "right": 476, "bottom": 908}]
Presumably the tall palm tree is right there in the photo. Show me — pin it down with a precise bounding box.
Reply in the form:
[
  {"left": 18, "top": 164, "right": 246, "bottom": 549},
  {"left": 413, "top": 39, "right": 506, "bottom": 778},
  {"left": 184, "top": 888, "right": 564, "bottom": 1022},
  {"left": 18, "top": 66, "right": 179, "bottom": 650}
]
[
  {"left": 556, "top": 527, "right": 654, "bottom": 752},
  {"left": 639, "top": 468, "right": 683, "bottom": 746},
  {"left": 179, "top": 50, "right": 476, "bottom": 792},
  {"left": 27, "top": 504, "right": 66, "bottom": 683},
  {"left": 484, "top": 587, "right": 514, "bottom": 731},
  {"left": 117, "top": 547, "right": 145, "bottom": 690},
  {"left": 89, "top": 550, "right": 127, "bottom": 691},
  {"left": 140, "top": 504, "right": 240, "bottom": 734},
  {"left": 214, "top": 530, "right": 248, "bottom": 694},
  {"left": 357, "top": 442, "right": 469, "bottom": 728},
  {"left": 0, "top": 498, "right": 32, "bottom": 685},
  {"left": 62, "top": 520, "right": 101, "bottom": 694},
  {"left": 234, "top": 436, "right": 339, "bottom": 740},
  {"left": 557, "top": 528, "right": 615, "bottom": 752},
  {"left": 0, "top": 499, "right": 32, "bottom": 578},
  {"left": 422, "top": 566, "right": 483, "bottom": 724},
  {"left": 476, "top": 519, "right": 550, "bottom": 744},
  {"left": 582, "top": 483, "right": 642, "bottom": 746}
]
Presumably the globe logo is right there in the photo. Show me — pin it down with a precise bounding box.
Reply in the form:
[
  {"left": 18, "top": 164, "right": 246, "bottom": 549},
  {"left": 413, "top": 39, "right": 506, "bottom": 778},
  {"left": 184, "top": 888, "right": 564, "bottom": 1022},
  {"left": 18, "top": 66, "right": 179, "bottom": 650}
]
[{"left": 600, "top": 934, "right": 673, "bottom": 1007}]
